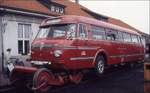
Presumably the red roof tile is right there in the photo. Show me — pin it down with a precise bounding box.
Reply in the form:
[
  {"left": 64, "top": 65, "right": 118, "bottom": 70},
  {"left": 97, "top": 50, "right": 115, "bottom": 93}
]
[
  {"left": 0, "top": 0, "right": 61, "bottom": 16},
  {"left": 51, "top": 0, "right": 93, "bottom": 18}
]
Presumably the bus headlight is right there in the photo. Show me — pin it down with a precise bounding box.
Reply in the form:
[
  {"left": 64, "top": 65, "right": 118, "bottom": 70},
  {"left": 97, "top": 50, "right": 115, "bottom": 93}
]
[{"left": 54, "top": 50, "right": 62, "bottom": 57}]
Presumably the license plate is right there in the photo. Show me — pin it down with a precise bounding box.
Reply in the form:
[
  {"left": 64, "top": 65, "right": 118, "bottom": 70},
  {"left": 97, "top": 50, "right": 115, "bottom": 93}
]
[{"left": 7, "top": 63, "right": 14, "bottom": 72}]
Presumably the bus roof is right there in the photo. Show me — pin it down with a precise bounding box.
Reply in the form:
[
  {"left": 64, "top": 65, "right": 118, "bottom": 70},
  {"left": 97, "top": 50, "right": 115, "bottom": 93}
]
[{"left": 42, "top": 15, "right": 140, "bottom": 36}]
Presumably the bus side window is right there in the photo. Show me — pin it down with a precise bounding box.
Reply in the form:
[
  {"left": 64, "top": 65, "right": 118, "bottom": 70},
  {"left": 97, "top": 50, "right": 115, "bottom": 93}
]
[
  {"left": 106, "top": 29, "right": 118, "bottom": 41},
  {"left": 91, "top": 26, "right": 105, "bottom": 40},
  {"left": 123, "top": 32, "right": 132, "bottom": 42},
  {"left": 79, "top": 24, "right": 87, "bottom": 38},
  {"left": 118, "top": 31, "right": 124, "bottom": 41},
  {"left": 131, "top": 35, "right": 138, "bottom": 43},
  {"left": 138, "top": 36, "right": 142, "bottom": 44}
]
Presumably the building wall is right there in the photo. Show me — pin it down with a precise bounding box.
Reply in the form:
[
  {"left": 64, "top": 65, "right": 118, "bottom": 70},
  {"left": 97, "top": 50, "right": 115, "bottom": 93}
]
[{"left": 2, "top": 14, "right": 44, "bottom": 56}]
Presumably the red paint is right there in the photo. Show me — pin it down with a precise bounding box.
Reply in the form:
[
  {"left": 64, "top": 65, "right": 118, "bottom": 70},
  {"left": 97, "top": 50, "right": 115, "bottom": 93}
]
[
  {"left": 31, "top": 15, "right": 144, "bottom": 70},
  {"left": 13, "top": 66, "right": 37, "bottom": 73}
]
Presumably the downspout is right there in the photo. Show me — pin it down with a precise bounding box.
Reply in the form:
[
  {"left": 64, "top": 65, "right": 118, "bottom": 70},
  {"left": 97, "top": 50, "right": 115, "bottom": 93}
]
[{"left": 0, "top": 11, "right": 5, "bottom": 73}]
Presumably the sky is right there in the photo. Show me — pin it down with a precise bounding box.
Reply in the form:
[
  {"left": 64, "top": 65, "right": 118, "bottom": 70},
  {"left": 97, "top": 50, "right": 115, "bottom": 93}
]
[{"left": 73, "top": 0, "right": 150, "bottom": 34}]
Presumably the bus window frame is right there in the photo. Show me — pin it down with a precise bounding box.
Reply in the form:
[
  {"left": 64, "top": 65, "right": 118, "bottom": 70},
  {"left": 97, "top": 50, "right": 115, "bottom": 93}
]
[
  {"left": 77, "top": 23, "right": 88, "bottom": 40},
  {"left": 90, "top": 25, "right": 106, "bottom": 41},
  {"left": 117, "top": 31, "right": 124, "bottom": 42},
  {"left": 131, "top": 34, "right": 139, "bottom": 44},
  {"left": 138, "top": 36, "right": 142, "bottom": 44},
  {"left": 106, "top": 28, "right": 118, "bottom": 41},
  {"left": 122, "top": 32, "right": 132, "bottom": 43}
]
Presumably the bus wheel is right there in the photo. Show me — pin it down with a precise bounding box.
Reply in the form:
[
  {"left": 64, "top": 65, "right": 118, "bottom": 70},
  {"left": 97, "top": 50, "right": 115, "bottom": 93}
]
[
  {"left": 33, "top": 68, "right": 51, "bottom": 93},
  {"left": 95, "top": 56, "right": 105, "bottom": 77}
]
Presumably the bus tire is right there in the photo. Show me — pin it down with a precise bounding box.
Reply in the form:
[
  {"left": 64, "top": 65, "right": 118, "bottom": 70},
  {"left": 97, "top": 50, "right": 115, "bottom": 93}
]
[
  {"left": 33, "top": 68, "right": 51, "bottom": 93},
  {"left": 95, "top": 55, "right": 105, "bottom": 77}
]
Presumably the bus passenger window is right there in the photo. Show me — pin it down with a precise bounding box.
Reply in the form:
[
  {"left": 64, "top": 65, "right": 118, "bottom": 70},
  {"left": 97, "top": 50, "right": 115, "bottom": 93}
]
[
  {"left": 79, "top": 24, "right": 87, "bottom": 38},
  {"left": 106, "top": 29, "right": 118, "bottom": 41},
  {"left": 91, "top": 26, "right": 105, "bottom": 40},
  {"left": 118, "top": 31, "right": 124, "bottom": 41},
  {"left": 123, "top": 33, "right": 132, "bottom": 42},
  {"left": 138, "top": 36, "right": 142, "bottom": 44},
  {"left": 106, "top": 34, "right": 116, "bottom": 40},
  {"left": 131, "top": 35, "right": 138, "bottom": 43}
]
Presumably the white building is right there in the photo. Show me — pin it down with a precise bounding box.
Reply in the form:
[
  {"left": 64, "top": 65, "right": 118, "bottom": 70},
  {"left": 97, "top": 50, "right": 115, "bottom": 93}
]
[
  {"left": 2, "top": 14, "right": 44, "bottom": 56},
  {"left": 0, "top": 0, "right": 66, "bottom": 57},
  {"left": 0, "top": 0, "right": 65, "bottom": 86}
]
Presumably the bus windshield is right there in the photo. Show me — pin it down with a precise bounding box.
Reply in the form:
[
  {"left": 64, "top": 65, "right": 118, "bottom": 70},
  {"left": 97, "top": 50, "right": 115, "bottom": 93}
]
[{"left": 36, "top": 24, "right": 76, "bottom": 39}]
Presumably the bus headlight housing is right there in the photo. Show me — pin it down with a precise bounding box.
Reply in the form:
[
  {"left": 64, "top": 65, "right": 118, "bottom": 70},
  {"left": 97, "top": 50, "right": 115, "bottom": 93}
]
[{"left": 54, "top": 50, "right": 62, "bottom": 57}]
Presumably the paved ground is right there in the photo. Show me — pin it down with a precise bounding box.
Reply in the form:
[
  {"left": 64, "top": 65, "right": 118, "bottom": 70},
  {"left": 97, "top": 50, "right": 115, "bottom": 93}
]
[{"left": 3, "top": 63, "right": 144, "bottom": 93}]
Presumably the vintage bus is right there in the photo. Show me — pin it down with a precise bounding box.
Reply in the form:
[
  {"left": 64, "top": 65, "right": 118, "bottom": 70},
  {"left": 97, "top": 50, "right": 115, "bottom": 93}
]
[{"left": 10, "top": 15, "right": 145, "bottom": 93}]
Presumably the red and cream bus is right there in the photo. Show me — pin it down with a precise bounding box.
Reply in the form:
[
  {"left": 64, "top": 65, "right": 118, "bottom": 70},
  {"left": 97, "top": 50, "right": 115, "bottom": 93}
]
[{"left": 10, "top": 15, "right": 145, "bottom": 93}]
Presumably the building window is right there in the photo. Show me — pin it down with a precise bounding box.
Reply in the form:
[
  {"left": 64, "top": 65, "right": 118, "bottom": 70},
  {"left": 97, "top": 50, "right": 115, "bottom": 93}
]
[
  {"left": 18, "top": 24, "right": 31, "bottom": 39},
  {"left": 18, "top": 24, "right": 23, "bottom": 38},
  {"left": 50, "top": 5, "right": 64, "bottom": 14},
  {"left": 18, "top": 23, "right": 31, "bottom": 55},
  {"left": 55, "top": 6, "right": 59, "bottom": 13},
  {"left": 24, "top": 40, "right": 30, "bottom": 55},
  {"left": 59, "top": 8, "right": 64, "bottom": 13},
  {"left": 24, "top": 24, "right": 31, "bottom": 38},
  {"left": 51, "top": 5, "right": 55, "bottom": 12},
  {"left": 18, "top": 40, "right": 23, "bottom": 54}
]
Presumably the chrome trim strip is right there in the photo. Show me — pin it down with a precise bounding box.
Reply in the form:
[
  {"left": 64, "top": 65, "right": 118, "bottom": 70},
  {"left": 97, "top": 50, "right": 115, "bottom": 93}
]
[
  {"left": 62, "top": 46, "right": 98, "bottom": 50},
  {"left": 110, "top": 54, "right": 144, "bottom": 58},
  {"left": 63, "top": 47, "right": 97, "bottom": 50},
  {"left": 31, "top": 61, "right": 51, "bottom": 65},
  {"left": 32, "top": 45, "right": 97, "bottom": 50},
  {"left": 70, "top": 57, "right": 94, "bottom": 61}
]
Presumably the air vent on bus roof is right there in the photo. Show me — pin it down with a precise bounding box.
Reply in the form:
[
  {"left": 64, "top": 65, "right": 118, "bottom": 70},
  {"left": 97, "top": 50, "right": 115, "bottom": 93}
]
[
  {"left": 46, "top": 18, "right": 61, "bottom": 24},
  {"left": 41, "top": 18, "right": 61, "bottom": 26}
]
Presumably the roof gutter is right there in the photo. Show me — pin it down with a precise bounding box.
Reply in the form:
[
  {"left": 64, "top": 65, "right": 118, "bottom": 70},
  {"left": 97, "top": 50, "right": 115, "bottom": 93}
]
[{"left": 0, "top": 7, "right": 54, "bottom": 18}]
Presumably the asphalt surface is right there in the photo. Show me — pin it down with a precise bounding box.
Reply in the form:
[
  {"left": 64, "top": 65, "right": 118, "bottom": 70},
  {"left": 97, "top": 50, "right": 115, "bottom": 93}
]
[{"left": 4, "top": 63, "right": 144, "bottom": 93}]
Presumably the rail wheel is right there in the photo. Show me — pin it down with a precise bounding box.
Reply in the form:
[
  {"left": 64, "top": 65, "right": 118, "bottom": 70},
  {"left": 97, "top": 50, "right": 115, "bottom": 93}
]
[
  {"left": 95, "top": 55, "right": 105, "bottom": 77},
  {"left": 33, "top": 68, "right": 51, "bottom": 93}
]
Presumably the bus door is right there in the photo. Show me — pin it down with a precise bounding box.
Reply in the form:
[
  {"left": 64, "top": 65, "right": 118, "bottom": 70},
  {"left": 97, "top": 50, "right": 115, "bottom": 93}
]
[{"left": 74, "top": 23, "right": 92, "bottom": 68}]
